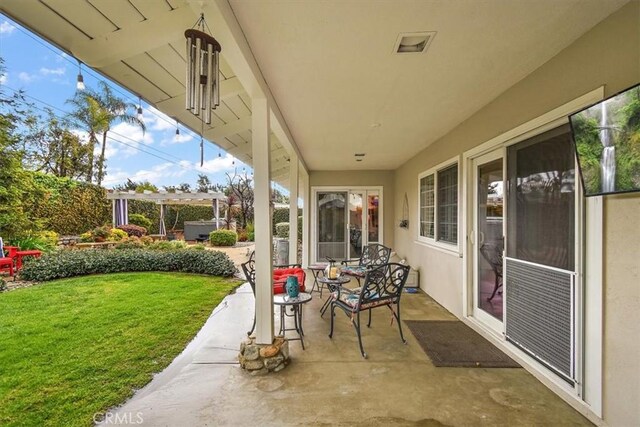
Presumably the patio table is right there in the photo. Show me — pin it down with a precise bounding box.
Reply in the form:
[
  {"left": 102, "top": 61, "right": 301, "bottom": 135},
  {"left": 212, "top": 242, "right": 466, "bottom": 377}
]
[
  {"left": 318, "top": 276, "right": 351, "bottom": 317},
  {"left": 308, "top": 264, "right": 327, "bottom": 296},
  {"left": 274, "top": 292, "right": 312, "bottom": 350}
]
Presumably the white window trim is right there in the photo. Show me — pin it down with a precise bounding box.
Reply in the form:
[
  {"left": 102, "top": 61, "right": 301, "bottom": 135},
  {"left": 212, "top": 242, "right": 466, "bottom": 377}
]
[{"left": 416, "top": 155, "right": 461, "bottom": 255}]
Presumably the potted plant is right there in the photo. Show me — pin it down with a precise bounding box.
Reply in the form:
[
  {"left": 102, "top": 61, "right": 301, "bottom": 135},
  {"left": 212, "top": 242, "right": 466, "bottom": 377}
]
[{"left": 91, "top": 226, "right": 111, "bottom": 243}]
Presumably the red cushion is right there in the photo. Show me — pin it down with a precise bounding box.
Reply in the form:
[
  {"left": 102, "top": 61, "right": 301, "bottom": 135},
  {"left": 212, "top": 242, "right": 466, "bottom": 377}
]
[{"left": 272, "top": 268, "right": 306, "bottom": 295}]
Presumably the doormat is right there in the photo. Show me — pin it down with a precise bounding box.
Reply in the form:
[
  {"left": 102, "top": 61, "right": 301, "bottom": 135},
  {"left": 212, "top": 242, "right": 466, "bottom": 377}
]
[{"left": 404, "top": 320, "right": 520, "bottom": 368}]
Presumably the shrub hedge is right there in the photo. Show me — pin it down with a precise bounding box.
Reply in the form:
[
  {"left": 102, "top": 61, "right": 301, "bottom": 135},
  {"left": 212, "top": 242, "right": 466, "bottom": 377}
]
[
  {"left": 19, "top": 249, "right": 238, "bottom": 282},
  {"left": 128, "top": 213, "right": 152, "bottom": 230},
  {"left": 274, "top": 217, "right": 303, "bottom": 240},
  {"left": 275, "top": 222, "right": 290, "bottom": 238},
  {"left": 209, "top": 229, "right": 237, "bottom": 246}
]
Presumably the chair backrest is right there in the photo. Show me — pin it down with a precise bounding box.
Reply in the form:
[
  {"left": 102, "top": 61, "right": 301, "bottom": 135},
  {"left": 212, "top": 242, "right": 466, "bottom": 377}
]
[
  {"left": 357, "top": 262, "right": 410, "bottom": 307},
  {"left": 479, "top": 242, "right": 503, "bottom": 277},
  {"left": 360, "top": 244, "right": 392, "bottom": 268},
  {"left": 241, "top": 258, "right": 256, "bottom": 295},
  {"left": 241, "top": 253, "right": 305, "bottom": 295}
]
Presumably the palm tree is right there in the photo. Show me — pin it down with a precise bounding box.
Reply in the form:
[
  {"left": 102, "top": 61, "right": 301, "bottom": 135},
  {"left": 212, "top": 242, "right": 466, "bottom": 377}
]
[
  {"left": 92, "top": 82, "right": 145, "bottom": 186},
  {"left": 66, "top": 93, "right": 108, "bottom": 183},
  {"left": 66, "top": 81, "right": 145, "bottom": 185}
]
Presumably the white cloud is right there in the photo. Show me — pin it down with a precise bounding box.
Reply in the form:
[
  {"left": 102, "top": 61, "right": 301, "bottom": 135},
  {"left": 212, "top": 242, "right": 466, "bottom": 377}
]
[
  {"left": 102, "top": 162, "right": 188, "bottom": 187},
  {"left": 0, "top": 21, "right": 16, "bottom": 35},
  {"left": 196, "top": 153, "right": 236, "bottom": 174},
  {"left": 18, "top": 72, "right": 35, "bottom": 83},
  {"left": 168, "top": 133, "right": 194, "bottom": 145},
  {"left": 0, "top": 73, "right": 7, "bottom": 85},
  {"left": 143, "top": 105, "right": 175, "bottom": 132},
  {"left": 109, "top": 122, "right": 154, "bottom": 156},
  {"left": 40, "top": 67, "right": 66, "bottom": 76}
]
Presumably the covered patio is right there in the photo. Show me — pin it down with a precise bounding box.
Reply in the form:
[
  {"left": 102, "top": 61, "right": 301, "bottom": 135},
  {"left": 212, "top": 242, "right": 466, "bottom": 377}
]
[
  {"left": 1, "top": 0, "right": 638, "bottom": 426},
  {"left": 102, "top": 278, "right": 590, "bottom": 426}
]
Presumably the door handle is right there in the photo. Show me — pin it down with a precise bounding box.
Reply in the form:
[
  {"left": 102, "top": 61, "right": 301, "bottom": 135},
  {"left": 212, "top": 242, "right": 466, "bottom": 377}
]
[
  {"left": 478, "top": 231, "right": 485, "bottom": 247},
  {"left": 469, "top": 231, "right": 475, "bottom": 245}
]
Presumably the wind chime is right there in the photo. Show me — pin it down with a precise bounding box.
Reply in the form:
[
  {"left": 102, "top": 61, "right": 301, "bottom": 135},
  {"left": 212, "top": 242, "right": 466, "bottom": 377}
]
[{"left": 185, "top": 13, "right": 222, "bottom": 165}]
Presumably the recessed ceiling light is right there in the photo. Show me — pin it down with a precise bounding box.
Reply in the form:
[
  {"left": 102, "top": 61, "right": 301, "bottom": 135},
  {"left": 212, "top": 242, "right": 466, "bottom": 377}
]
[
  {"left": 393, "top": 31, "right": 436, "bottom": 54},
  {"left": 354, "top": 153, "right": 366, "bottom": 157},
  {"left": 370, "top": 122, "right": 381, "bottom": 128}
]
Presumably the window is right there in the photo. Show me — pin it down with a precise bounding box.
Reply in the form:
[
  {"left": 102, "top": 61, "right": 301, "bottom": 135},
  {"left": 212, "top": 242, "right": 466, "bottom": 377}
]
[{"left": 418, "top": 162, "right": 459, "bottom": 246}]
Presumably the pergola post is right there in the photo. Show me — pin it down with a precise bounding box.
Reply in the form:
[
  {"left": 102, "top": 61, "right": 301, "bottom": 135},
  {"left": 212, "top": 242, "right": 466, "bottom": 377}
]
[
  {"left": 215, "top": 199, "right": 220, "bottom": 229},
  {"left": 252, "top": 96, "right": 274, "bottom": 344},
  {"left": 288, "top": 154, "right": 299, "bottom": 265}
]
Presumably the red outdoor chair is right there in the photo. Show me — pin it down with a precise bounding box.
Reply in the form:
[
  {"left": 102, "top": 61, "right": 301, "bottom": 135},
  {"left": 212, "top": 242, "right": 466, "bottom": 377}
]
[{"left": 0, "top": 238, "right": 15, "bottom": 277}]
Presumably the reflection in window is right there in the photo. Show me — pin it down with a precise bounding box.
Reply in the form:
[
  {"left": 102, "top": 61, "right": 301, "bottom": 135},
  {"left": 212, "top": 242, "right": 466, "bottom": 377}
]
[{"left": 507, "top": 125, "right": 575, "bottom": 271}]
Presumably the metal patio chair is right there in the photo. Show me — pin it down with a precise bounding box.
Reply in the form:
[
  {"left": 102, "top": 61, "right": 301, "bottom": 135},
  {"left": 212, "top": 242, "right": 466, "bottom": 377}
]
[
  {"left": 340, "top": 243, "right": 392, "bottom": 284},
  {"left": 328, "top": 262, "right": 410, "bottom": 358}
]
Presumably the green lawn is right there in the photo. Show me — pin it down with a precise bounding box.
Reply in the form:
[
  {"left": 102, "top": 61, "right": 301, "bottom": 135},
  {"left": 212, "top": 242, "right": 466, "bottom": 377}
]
[{"left": 0, "top": 272, "right": 240, "bottom": 427}]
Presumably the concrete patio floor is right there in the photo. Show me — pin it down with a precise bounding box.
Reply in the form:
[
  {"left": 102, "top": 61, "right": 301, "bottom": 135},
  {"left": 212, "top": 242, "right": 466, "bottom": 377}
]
[{"left": 104, "top": 276, "right": 592, "bottom": 426}]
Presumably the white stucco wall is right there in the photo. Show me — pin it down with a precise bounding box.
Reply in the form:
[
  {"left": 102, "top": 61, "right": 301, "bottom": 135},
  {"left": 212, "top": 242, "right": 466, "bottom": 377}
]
[{"left": 392, "top": 2, "right": 639, "bottom": 425}]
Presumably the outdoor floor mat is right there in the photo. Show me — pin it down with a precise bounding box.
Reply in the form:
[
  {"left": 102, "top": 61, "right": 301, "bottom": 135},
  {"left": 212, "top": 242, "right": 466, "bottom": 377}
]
[{"left": 404, "top": 320, "right": 521, "bottom": 368}]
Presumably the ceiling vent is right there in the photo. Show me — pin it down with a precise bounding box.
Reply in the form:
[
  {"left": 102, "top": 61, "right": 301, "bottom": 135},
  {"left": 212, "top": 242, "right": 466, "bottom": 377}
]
[{"left": 394, "top": 32, "right": 436, "bottom": 54}]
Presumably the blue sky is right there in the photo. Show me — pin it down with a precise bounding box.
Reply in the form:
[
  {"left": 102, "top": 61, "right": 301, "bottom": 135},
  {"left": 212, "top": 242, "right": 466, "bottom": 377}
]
[{"left": 0, "top": 15, "right": 255, "bottom": 190}]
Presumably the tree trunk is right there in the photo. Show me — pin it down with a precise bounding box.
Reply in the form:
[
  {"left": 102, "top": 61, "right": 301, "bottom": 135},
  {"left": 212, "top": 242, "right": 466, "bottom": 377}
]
[
  {"left": 96, "top": 131, "right": 108, "bottom": 186},
  {"left": 86, "top": 132, "right": 96, "bottom": 183}
]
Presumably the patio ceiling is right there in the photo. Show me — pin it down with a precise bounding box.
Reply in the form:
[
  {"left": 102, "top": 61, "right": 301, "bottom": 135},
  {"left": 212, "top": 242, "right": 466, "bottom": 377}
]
[
  {"left": 0, "top": 0, "right": 629, "bottom": 176},
  {"left": 0, "top": 0, "right": 297, "bottom": 185}
]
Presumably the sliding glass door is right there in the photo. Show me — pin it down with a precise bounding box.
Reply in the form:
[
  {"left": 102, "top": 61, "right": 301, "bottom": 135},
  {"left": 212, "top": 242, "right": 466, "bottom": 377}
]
[
  {"left": 472, "top": 150, "right": 505, "bottom": 332},
  {"left": 315, "top": 188, "right": 382, "bottom": 263}
]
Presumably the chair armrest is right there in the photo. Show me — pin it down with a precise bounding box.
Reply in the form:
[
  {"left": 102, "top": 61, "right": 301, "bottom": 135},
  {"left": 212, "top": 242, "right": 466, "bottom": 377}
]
[{"left": 340, "top": 258, "right": 361, "bottom": 266}]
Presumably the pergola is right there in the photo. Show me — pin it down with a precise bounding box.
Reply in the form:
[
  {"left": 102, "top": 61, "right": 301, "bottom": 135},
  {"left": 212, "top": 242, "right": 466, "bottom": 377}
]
[{"left": 106, "top": 190, "right": 226, "bottom": 236}]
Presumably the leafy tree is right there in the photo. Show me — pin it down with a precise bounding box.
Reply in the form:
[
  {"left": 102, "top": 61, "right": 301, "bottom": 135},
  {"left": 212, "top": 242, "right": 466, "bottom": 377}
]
[
  {"left": 225, "top": 170, "right": 254, "bottom": 228},
  {"left": 22, "top": 109, "right": 91, "bottom": 180},
  {"left": 195, "top": 173, "right": 224, "bottom": 193},
  {"left": 0, "top": 58, "right": 37, "bottom": 237},
  {"left": 112, "top": 179, "right": 157, "bottom": 193},
  {"left": 134, "top": 181, "right": 158, "bottom": 193},
  {"left": 163, "top": 183, "right": 192, "bottom": 193}
]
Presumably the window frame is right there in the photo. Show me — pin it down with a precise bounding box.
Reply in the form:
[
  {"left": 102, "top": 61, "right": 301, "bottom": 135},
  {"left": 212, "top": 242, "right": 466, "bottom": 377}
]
[{"left": 417, "top": 156, "right": 461, "bottom": 253}]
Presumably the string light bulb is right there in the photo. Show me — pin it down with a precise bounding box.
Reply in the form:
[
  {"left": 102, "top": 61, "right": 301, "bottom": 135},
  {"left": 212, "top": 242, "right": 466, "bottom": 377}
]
[
  {"left": 76, "top": 60, "right": 85, "bottom": 91},
  {"left": 175, "top": 120, "right": 180, "bottom": 135},
  {"left": 137, "top": 96, "right": 144, "bottom": 122}
]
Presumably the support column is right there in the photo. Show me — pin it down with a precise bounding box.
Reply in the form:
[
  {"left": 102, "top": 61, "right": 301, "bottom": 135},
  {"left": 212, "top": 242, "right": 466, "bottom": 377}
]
[
  {"left": 300, "top": 169, "right": 310, "bottom": 268},
  {"left": 112, "top": 200, "right": 116, "bottom": 226},
  {"left": 252, "top": 97, "right": 274, "bottom": 344},
  {"left": 215, "top": 199, "right": 220, "bottom": 229},
  {"left": 288, "top": 155, "right": 299, "bottom": 265}
]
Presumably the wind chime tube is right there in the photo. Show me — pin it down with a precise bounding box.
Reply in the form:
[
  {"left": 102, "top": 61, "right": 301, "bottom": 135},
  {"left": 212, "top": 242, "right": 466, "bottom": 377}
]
[
  {"left": 205, "top": 43, "right": 213, "bottom": 124},
  {"left": 185, "top": 36, "right": 193, "bottom": 110},
  {"left": 200, "top": 139, "right": 204, "bottom": 167},
  {"left": 200, "top": 49, "right": 207, "bottom": 111},
  {"left": 193, "top": 36, "right": 202, "bottom": 116},
  {"left": 213, "top": 50, "right": 220, "bottom": 107}
]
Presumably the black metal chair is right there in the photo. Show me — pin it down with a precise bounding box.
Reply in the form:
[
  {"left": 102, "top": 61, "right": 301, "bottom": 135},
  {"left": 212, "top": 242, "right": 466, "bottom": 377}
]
[
  {"left": 479, "top": 241, "right": 503, "bottom": 301},
  {"left": 328, "top": 262, "right": 410, "bottom": 358},
  {"left": 340, "top": 243, "right": 392, "bottom": 284}
]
